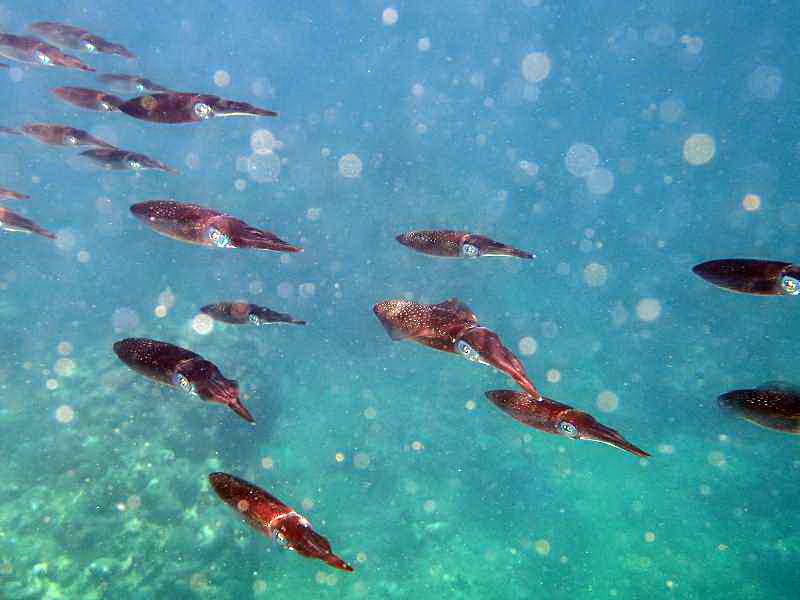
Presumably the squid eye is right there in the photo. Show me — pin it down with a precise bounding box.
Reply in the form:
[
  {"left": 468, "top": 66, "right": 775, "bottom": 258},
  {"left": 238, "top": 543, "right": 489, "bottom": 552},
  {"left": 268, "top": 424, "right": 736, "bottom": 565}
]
[
  {"left": 136, "top": 83, "right": 145, "bottom": 93},
  {"left": 172, "top": 373, "right": 196, "bottom": 395},
  {"left": 193, "top": 102, "right": 213, "bottom": 119},
  {"left": 272, "top": 531, "right": 290, "bottom": 547},
  {"left": 100, "top": 102, "right": 113, "bottom": 112},
  {"left": 64, "top": 136, "right": 78, "bottom": 146},
  {"left": 781, "top": 275, "right": 799, "bottom": 295},
  {"left": 83, "top": 42, "right": 96, "bottom": 53},
  {"left": 558, "top": 421, "right": 578, "bottom": 437},
  {"left": 456, "top": 340, "right": 478, "bottom": 361},
  {"left": 127, "top": 160, "right": 142, "bottom": 170},
  {"left": 35, "top": 51, "right": 52, "bottom": 65},
  {"left": 248, "top": 313, "right": 260, "bottom": 325},
  {"left": 208, "top": 227, "right": 232, "bottom": 248},
  {"left": 460, "top": 243, "right": 480, "bottom": 258}
]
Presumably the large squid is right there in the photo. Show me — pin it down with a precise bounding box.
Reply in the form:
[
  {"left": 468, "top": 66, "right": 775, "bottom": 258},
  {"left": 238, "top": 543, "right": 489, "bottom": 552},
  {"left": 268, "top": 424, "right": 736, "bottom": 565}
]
[
  {"left": 209, "top": 472, "right": 353, "bottom": 572},
  {"left": 373, "top": 298, "right": 540, "bottom": 398},
  {"left": 485, "top": 390, "right": 649, "bottom": 457}
]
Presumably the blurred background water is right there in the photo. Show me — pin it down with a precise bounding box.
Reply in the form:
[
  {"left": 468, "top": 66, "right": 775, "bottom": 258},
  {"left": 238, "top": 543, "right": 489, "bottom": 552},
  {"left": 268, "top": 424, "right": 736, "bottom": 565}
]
[{"left": 0, "top": 1, "right": 798, "bottom": 598}]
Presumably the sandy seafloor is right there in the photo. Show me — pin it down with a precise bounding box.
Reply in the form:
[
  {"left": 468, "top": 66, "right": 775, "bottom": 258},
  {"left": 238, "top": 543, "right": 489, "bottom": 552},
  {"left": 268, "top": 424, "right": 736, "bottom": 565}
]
[{"left": 0, "top": 1, "right": 798, "bottom": 598}]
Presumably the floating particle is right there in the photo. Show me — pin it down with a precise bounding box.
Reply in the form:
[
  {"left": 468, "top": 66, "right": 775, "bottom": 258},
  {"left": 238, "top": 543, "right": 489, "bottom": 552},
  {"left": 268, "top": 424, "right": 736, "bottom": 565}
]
[
  {"left": 127, "top": 495, "right": 141, "bottom": 509},
  {"left": 659, "top": 98, "right": 684, "bottom": 123},
  {"left": 277, "top": 282, "right": 293, "bottom": 299},
  {"left": 521, "top": 52, "right": 551, "bottom": 83},
  {"left": 382, "top": 7, "right": 398, "bottom": 26},
  {"left": 301, "top": 497, "right": 314, "bottom": 510},
  {"left": 423, "top": 499, "right": 436, "bottom": 513},
  {"left": 55, "top": 404, "right": 74, "bottom": 423},
  {"left": 298, "top": 282, "right": 316, "bottom": 298},
  {"left": 411, "top": 440, "right": 424, "bottom": 451},
  {"left": 742, "top": 193, "right": 761, "bottom": 211},
  {"left": 250, "top": 129, "right": 276, "bottom": 155},
  {"left": 645, "top": 23, "right": 675, "bottom": 47},
  {"left": 261, "top": 457, "right": 274, "bottom": 469},
  {"left": 546, "top": 369, "right": 561, "bottom": 383},
  {"left": 112, "top": 307, "right": 139, "bottom": 332},
  {"left": 154, "top": 305, "right": 167, "bottom": 318},
  {"left": 699, "top": 484, "right": 711, "bottom": 496},
  {"left": 518, "top": 160, "right": 539, "bottom": 177},
  {"left": 247, "top": 152, "right": 281, "bottom": 183},
  {"left": 417, "top": 37, "right": 431, "bottom": 51},
  {"left": 335, "top": 452, "right": 345, "bottom": 463},
  {"left": 191, "top": 314, "right": 214, "bottom": 335},
  {"left": 707, "top": 451, "right": 726, "bottom": 468},
  {"left": 747, "top": 66, "right": 782, "bottom": 100},
  {"left": 185, "top": 152, "right": 200, "bottom": 170},
  {"left": 307, "top": 207, "right": 321, "bottom": 221},
  {"left": 253, "top": 580, "right": 268, "bottom": 594},
  {"left": 354, "top": 452, "right": 371, "bottom": 469},
  {"left": 583, "top": 262, "right": 608, "bottom": 287},
  {"left": 234, "top": 178, "right": 246, "bottom": 191},
  {"left": 464, "top": 400, "right": 476, "bottom": 411},
  {"left": 586, "top": 167, "right": 615, "bottom": 195},
  {"left": 411, "top": 83, "right": 425, "bottom": 97},
  {"left": 57, "top": 341, "right": 73, "bottom": 356},
  {"left": 541, "top": 321, "right": 558, "bottom": 338},
  {"left": 518, "top": 336, "right": 538, "bottom": 356},
  {"left": 55, "top": 229, "right": 76, "bottom": 251},
  {"left": 77, "top": 250, "right": 90, "bottom": 263},
  {"left": 534, "top": 539, "right": 551, "bottom": 556},
  {"left": 356, "top": 552, "right": 367, "bottom": 563},
  {"left": 644, "top": 531, "right": 656, "bottom": 543},
  {"left": 565, "top": 143, "right": 599, "bottom": 177},
  {"left": 213, "top": 69, "right": 231, "bottom": 87},
  {"left": 596, "top": 390, "right": 619, "bottom": 413},
  {"left": 636, "top": 298, "right": 662, "bottom": 322},
  {"left": 364, "top": 406, "right": 377, "bottom": 419},
  {"left": 657, "top": 444, "right": 675, "bottom": 455},
  {"left": 681, "top": 35, "right": 703, "bottom": 54},
  {"left": 683, "top": 133, "right": 715, "bottom": 166},
  {"left": 54, "top": 358, "right": 75, "bottom": 377},
  {"left": 46, "top": 378, "right": 58, "bottom": 390},
  {"left": 338, "top": 153, "right": 363, "bottom": 178}
]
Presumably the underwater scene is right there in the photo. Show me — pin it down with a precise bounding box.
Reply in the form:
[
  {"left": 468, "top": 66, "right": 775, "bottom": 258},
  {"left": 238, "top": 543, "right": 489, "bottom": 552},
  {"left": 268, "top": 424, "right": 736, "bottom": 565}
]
[{"left": 0, "top": 1, "right": 798, "bottom": 598}]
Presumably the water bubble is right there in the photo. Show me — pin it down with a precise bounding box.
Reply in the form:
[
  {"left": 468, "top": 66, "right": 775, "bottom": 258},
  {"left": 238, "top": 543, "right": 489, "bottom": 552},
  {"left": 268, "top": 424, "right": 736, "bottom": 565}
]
[
  {"left": 55, "top": 405, "right": 74, "bottom": 423},
  {"left": 596, "top": 390, "right": 619, "bottom": 412},
  {"left": 583, "top": 262, "right": 608, "bottom": 287},
  {"left": 518, "top": 336, "right": 538, "bottom": 356},
  {"left": 417, "top": 37, "right": 431, "bottom": 51},
  {"left": 586, "top": 167, "right": 615, "bottom": 195},
  {"left": 747, "top": 65, "right": 782, "bottom": 100},
  {"left": 565, "top": 143, "right": 599, "bottom": 177},
  {"left": 250, "top": 129, "right": 276, "bottom": 155},
  {"left": 112, "top": 307, "right": 139, "bottom": 332},
  {"left": 382, "top": 7, "right": 398, "bottom": 26},
  {"left": 658, "top": 98, "right": 684, "bottom": 123},
  {"left": 213, "top": 69, "right": 231, "bottom": 87},
  {"left": 742, "top": 193, "right": 761, "bottom": 212},
  {"left": 54, "top": 358, "right": 75, "bottom": 377},
  {"left": 354, "top": 452, "right": 371, "bottom": 469},
  {"left": 534, "top": 539, "right": 551, "bottom": 556},
  {"left": 683, "top": 133, "right": 715, "bottom": 166},
  {"left": 521, "top": 52, "right": 551, "bottom": 83},
  {"left": 246, "top": 152, "right": 281, "bottom": 182},
  {"left": 338, "top": 153, "right": 363, "bottom": 178},
  {"left": 636, "top": 298, "right": 662, "bottom": 322},
  {"left": 546, "top": 369, "right": 561, "bottom": 383},
  {"left": 191, "top": 314, "right": 214, "bottom": 335}
]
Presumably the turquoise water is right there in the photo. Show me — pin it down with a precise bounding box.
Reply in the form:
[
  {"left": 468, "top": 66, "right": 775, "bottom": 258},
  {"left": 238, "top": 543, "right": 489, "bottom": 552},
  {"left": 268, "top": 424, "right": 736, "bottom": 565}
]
[{"left": 0, "top": 2, "right": 798, "bottom": 598}]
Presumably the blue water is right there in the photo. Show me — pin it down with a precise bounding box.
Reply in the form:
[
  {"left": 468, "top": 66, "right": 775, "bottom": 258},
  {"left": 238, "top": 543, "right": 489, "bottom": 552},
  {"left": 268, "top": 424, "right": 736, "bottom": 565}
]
[{"left": 0, "top": 1, "right": 798, "bottom": 598}]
